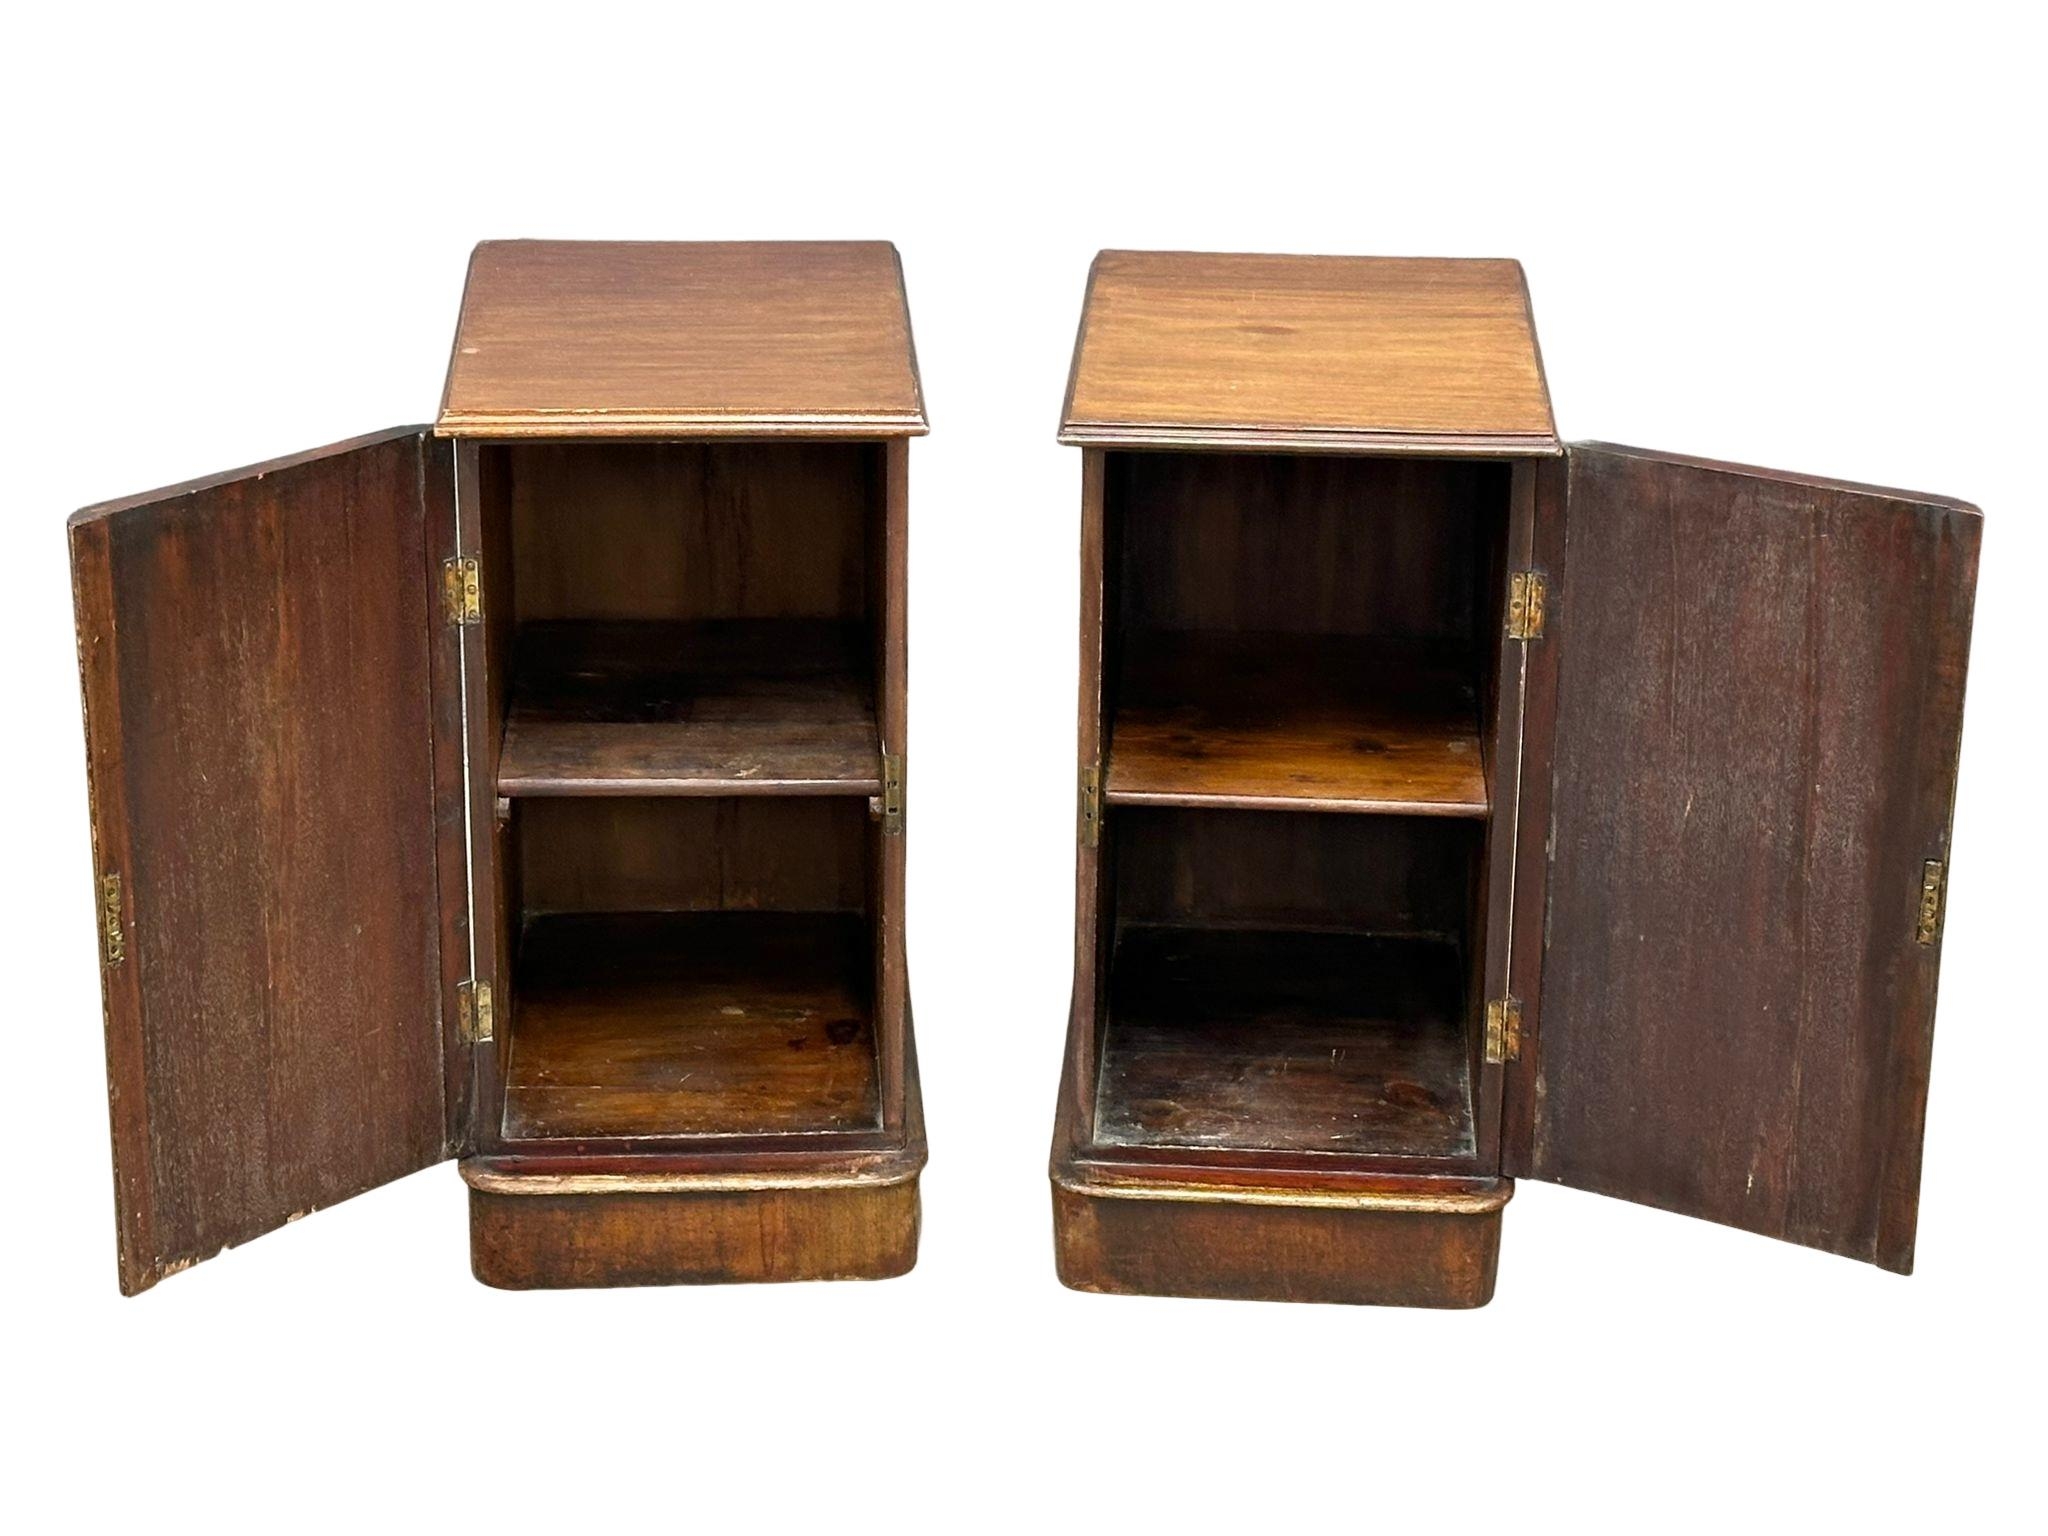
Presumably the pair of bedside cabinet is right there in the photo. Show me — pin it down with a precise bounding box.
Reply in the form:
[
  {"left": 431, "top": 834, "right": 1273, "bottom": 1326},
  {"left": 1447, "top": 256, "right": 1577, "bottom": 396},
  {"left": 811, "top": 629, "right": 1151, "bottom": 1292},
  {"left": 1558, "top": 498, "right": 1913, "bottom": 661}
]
[{"left": 70, "top": 241, "right": 1979, "bottom": 1306}]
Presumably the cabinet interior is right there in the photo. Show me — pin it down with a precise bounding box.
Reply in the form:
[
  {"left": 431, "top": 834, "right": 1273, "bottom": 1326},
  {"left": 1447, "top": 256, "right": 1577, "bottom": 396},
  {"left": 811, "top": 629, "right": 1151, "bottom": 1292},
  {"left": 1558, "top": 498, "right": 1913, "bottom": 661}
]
[
  {"left": 479, "top": 440, "right": 889, "bottom": 1145},
  {"left": 1095, "top": 451, "right": 1510, "bottom": 1167}
]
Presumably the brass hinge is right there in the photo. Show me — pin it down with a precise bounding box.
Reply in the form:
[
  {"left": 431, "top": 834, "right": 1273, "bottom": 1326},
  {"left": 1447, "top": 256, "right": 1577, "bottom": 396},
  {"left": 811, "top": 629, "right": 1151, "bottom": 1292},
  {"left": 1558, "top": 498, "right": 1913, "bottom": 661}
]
[
  {"left": 458, "top": 979, "right": 494, "bottom": 1044},
  {"left": 881, "top": 753, "right": 905, "bottom": 836},
  {"left": 1916, "top": 859, "right": 1947, "bottom": 945},
  {"left": 1484, "top": 996, "right": 1523, "bottom": 1065},
  {"left": 1078, "top": 763, "right": 1102, "bottom": 848},
  {"left": 1506, "top": 570, "right": 1547, "bottom": 641},
  {"left": 100, "top": 873, "right": 125, "bottom": 967},
  {"left": 442, "top": 557, "right": 482, "bottom": 626}
]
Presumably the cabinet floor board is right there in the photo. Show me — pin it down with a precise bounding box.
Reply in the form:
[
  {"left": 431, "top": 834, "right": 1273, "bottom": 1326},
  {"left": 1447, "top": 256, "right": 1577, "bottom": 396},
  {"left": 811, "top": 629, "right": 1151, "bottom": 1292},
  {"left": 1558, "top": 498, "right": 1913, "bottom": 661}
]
[
  {"left": 1095, "top": 925, "right": 1476, "bottom": 1160},
  {"left": 504, "top": 910, "right": 880, "bottom": 1141}
]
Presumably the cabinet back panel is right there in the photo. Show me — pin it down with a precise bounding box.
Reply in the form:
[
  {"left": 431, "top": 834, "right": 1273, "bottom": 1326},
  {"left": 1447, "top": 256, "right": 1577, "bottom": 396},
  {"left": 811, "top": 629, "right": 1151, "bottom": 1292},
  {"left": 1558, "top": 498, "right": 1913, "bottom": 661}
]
[
  {"left": 517, "top": 797, "right": 871, "bottom": 917},
  {"left": 1111, "top": 453, "right": 1507, "bottom": 640},
  {"left": 496, "top": 441, "right": 878, "bottom": 623},
  {"left": 1111, "top": 807, "right": 1479, "bottom": 938}
]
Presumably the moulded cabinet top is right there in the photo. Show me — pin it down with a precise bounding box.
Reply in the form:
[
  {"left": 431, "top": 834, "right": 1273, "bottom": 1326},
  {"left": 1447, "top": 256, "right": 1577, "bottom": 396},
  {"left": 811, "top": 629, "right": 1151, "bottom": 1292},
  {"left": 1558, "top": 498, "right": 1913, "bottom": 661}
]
[
  {"left": 1060, "top": 251, "right": 1559, "bottom": 454},
  {"left": 437, "top": 240, "right": 928, "bottom": 439}
]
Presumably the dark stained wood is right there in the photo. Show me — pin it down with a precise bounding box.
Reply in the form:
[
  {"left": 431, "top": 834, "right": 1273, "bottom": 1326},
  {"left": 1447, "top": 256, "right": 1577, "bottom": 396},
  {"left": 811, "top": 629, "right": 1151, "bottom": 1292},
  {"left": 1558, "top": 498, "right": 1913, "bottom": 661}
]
[
  {"left": 1096, "top": 927, "right": 1475, "bottom": 1159},
  {"left": 1111, "top": 451, "right": 1507, "bottom": 639},
  {"left": 471, "top": 1179, "right": 919, "bottom": 1287},
  {"left": 498, "top": 440, "right": 878, "bottom": 625},
  {"left": 1107, "top": 634, "right": 1487, "bottom": 815},
  {"left": 497, "top": 621, "right": 881, "bottom": 797},
  {"left": 73, "top": 240, "right": 930, "bottom": 1292},
  {"left": 1111, "top": 805, "right": 1482, "bottom": 937},
  {"left": 421, "top": 436, "right": 474, "bottom": 1148},
  {"left": 1466, "top": 460, "right": 1538, "bottom": 1172},
  {"left": 1051, "top": 1174, "right": 1507, "bottom": 1307},
  {"left": 69, "top": 428, "right": 455, "bottom": 1293},
  {"left": 1052, "top": 256, "right": 1537, "bottom": 1306},
  {"left": 874, "top": 439, "right": 910, "bottom": 1132},
  {"left": 1070, "top": 448, "right": 1110, "bottom": 1129},
  {"left": 459, "top": 435, "right": 513, "bottom": 1161},
  {"left": 502, "top": 912, "right": 878, "bottom": 1141},
  {"left": 516, "top": 796, "right": 871, "bottom": 918},
  {"left": 1062, "top": 252, "right": 1557, "bottom": 454},
  {"left": 1516, "top": 444, "right": 1980, "bottom": 1273},
  {"left": 1499, "top": 456, "right": 1568, "bottom": 1166},
  {"left": 466, "top": 1038, "right": 926, "bottom": 1287},
  {"left": 439, "top": 241, "right": 927, "bottom": 439}
]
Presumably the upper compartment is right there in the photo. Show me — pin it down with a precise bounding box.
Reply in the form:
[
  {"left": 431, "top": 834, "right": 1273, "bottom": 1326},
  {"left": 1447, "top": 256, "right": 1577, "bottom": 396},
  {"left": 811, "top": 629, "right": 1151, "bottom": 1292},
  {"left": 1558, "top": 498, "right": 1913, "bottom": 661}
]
[
  {"left": 437, "top": 240, "right": 928, "bottom": 439},
  {"left": 1059, "top": 251, "right": 1558, "bottom": 455}
]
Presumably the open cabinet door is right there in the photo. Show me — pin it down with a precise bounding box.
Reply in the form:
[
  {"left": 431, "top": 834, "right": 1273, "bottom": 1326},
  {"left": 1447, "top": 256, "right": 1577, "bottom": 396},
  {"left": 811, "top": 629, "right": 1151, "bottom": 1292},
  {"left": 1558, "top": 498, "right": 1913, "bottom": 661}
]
[
  {"left": 70, "top": 428, "right": 465, "bottom": 1293},
  {"left": 1509, "top": 443, "right": 1978, "bottom": 1272}
]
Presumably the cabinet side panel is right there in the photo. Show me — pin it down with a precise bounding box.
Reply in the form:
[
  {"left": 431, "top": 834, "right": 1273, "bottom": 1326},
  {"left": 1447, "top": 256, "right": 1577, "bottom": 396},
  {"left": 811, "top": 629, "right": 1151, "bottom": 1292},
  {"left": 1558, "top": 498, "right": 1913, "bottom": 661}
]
[
  {"left": 877, "top": 439, "right": 908, "bottom": 1131},
  {"left": 1526, "top": 444, "right": 1979, "bottom": 1272},
  {"left": 1068, "top": 449, "right": 1108, "bottom": 1135},
  {"left": 423, "top": 435, "right": 473, "bottom": 1147}
]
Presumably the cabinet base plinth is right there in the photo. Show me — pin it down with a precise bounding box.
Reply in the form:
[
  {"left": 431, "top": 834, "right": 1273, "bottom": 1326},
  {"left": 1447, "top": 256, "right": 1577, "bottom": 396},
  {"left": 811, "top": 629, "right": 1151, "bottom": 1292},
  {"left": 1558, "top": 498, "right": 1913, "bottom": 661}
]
[
  {"left": 1051, "top": 1165, "right": 1510, "bottom": 1308},
  {"left": 464, "top": 1160, "right": 920, "bottom": 1290}
]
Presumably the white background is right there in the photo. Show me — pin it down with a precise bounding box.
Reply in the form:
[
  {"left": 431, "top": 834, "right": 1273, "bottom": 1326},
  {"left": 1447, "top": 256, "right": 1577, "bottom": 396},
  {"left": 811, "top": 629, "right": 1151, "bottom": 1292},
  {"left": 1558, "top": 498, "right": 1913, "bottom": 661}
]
[{"left": 7, "top": 3, "right": 2040, "bottom": 1527}]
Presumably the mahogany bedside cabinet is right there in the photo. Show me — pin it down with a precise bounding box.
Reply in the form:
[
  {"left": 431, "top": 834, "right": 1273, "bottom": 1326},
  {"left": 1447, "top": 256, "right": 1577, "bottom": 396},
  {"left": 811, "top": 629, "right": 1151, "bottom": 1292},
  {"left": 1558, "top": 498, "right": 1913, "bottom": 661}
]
[
  {"left": 70, "top": 240, "right": 929, "bottom": 1293},
  {"left": 1048, "top": 250, "right": 1978, "bottom": 1307}
]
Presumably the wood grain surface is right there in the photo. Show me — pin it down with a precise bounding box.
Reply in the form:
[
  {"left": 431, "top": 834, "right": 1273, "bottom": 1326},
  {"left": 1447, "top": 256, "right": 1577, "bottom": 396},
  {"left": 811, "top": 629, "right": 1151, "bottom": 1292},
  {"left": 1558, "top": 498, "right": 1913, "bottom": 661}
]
[
  {"left": 502, "top": 911, "right": 879, "bottom": 1141},
  {"left": 1518, "top": 443, "right": 1980, "bottom": 1273},
  {"left": 70, "top": 428, "right": 454, "bottom": 1293},
  {"left": 439, "top": 241, "right": 927, "bottom": 438},
  {"left": 469, "top": 1172, "right": 919, "bottom": 1287},
  {"left": 497, "top": 620, "right": 881, "bottom": 796},
  {"left": 1052, "top": 1161, "right": 1508, "bottom": 1306},
  {"left": 1062, "top": 251, "right": 1557, "bottom": 453},
  {"left": 1095, "top": 927, "right": 1475, "bottom": 1159},
  {"left": 1106, "top": 634, "right": 1486, "bottom": 814}
]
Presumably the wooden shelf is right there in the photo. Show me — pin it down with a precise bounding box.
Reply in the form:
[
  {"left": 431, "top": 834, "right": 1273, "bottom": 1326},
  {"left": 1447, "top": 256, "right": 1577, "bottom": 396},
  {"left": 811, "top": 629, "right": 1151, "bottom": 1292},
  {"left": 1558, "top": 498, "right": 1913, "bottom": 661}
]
[
  {"left": 1094, "top": 925, "right": 1475, "bottom": 1160},
  {"left": 1106, "top": 634, "right": 1487, "bottom": 816},
  {"left": 503, "top": 910, "right": 879, "bottom": 1141},
  {"left": 498, "top": 621, "right": 881, "bottom": 797}
]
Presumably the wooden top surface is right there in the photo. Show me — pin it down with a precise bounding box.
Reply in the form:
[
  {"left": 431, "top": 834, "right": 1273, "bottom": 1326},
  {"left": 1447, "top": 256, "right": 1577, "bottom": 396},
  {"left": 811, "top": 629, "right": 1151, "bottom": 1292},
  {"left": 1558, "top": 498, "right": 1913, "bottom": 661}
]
[
  {"left": 438, "top": 241, "right": 927, "bottom": 439},
  {"left": 1061, "top": 251, "right": 1557, "bottom": 454}
]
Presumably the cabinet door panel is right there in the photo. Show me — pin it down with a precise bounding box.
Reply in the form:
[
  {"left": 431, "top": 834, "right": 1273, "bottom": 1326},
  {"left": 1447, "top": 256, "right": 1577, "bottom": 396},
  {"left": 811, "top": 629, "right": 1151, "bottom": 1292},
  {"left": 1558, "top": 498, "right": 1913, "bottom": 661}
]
[
  {"left": 71, "top": 427, "right": 458, "bottom": 1293},
  {"left": 1512, "top": 443, "right": 1978, "bottom": 1272}
]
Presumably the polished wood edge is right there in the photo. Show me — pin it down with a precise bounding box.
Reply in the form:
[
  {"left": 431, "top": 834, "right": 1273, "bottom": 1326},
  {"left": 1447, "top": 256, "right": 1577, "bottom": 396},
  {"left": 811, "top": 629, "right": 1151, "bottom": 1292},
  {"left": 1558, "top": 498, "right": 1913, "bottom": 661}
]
[
  {"left": 1057, "top": 423, "right": 1562, "bottom": 456},
  {"left": 434, "top": 411, "right": 930, "bottom": 440},
  {"left": 1101, "top": 785, "right": 1488, "bottom": 817},
  {"left": 72, "top": 518, "right": 157, "bottom": 1294},
  {"left": 1054, "top": 1160, "right": 1513, "bottom": 1215},
  {"left": 70, "top": 425, "right": 430, "bottom": 526},
  {"left": 496, "top": 776, "right": 884, "bottom": 799},
  {"left": 1517, "top": 261, "right": 1561, "bottom": 442},
  {"left": 468, "top": 1165, "right": 920, "bottom": 1288},
  {"left": 889, "top": 242, "right": 930, "bottom": 435},
  {"left": 1571, "top": 441, "right": 1983, "bottom": 516},
  {"left": 461, "top": 1156, "right": 922, "bottom": 1197},
  {"left": 1056, "top": 255, "right": 1105, "bottom": 451}
]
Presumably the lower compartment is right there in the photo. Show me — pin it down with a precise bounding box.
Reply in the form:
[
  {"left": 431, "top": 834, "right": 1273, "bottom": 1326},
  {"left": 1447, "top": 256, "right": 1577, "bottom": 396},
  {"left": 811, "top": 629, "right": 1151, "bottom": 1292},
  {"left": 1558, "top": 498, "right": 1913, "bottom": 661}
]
[
  {"left": 468, "top": 1164, "right": 920, "bottom": 1289},
  {"left": 1051, "top": 1163, "right": 1509, "bottom": 1307},
  {"left": 1095, "top": 925, "right": 1474, "bottom": 1159},
  {"left": 504, "top": 909, "right": 879, "bottom": 1141}
]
